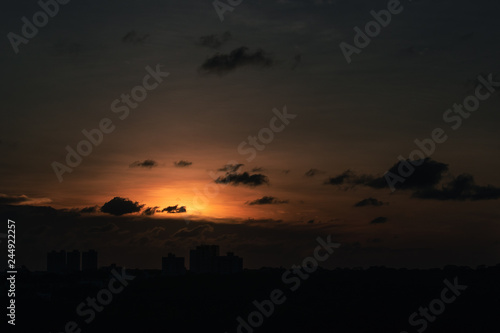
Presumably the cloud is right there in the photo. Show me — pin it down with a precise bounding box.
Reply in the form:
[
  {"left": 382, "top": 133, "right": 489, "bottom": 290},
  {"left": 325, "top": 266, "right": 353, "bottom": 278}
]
[
  {"left": 372, "top": 159, "right": 449, "bottom": 190},
  {"left": 80, "top": 206, "right": 99, "bottom": 213},
  {"left": 370, "top": 217, "right": 388, "bottom": 224},
  {"left": 323, "top": 159, "right": 500, "bottom": 201},
  {"left": 200, "top": 47, "right": 274, "bottom": 75},
  {"left": 142, "top": 206, "right": 160, "bottom": 216},
  {"left": 174, "top": 160, "right": 193, "bottom": 168},
  {"left": 173, "top": 224, "right": 213, "bottom": 239},
  {"left": 122, "top": 30, "right": 150, "bottom": 44},
  {"left": 305, "top": 169, "right": 324, "bottom": 177},
  {"left": 252, "top": 167, "right": 265, "bottom": 172},
  {"left": 100, "top": 197, "right": 144, "bottom": 216},
  {"left": 130, "top": 159, "right": 158, "bottom": 169},
  {"left": 354, "top": 198, "right": 385, "bottom": 207},
  {"left": 215, "top": 172, "right": 269, "bottom": 187},
  {"left": 324, "top": 170, "right": 373, "bottom": 186},
  {"left": 0, "top": 203, "right": 78, "bottom": 218},
  {"left": 0, "top": 194, "right": 52, "bottom": 205},
  {"left": 218, "top": 163, "right": 244, "bottom": 172},
  {"left": 247, "top": 196, "right": 288, "bottom": 205},
  {"left": 413, "top": 174, "right": 500, "bottom": 201},
  {"left": 325, "top": 159, "right": 448, "bottom": 190},
  {"left": 162, "top": 205, "right": 187, "bottom": 214},
  {"left": 198, "top": 31, "right": 231, "bottom": 49}
]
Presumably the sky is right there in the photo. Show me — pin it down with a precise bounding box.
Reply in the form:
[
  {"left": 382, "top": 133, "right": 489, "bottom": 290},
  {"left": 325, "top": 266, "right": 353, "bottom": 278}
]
[{"left": 1, "top": 0, "right": 500, "bottom": 271}]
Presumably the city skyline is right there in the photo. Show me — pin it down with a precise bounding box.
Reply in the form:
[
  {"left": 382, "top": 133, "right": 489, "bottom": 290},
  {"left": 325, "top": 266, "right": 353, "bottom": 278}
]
[{"left": 44, "top": 244, "right": 243, "bottom": 273}]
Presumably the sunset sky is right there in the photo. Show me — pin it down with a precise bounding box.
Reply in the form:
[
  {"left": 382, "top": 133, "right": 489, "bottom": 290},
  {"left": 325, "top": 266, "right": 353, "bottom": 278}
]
[{"left": 1, "top": 0, "right": 500, "bottom": 271}]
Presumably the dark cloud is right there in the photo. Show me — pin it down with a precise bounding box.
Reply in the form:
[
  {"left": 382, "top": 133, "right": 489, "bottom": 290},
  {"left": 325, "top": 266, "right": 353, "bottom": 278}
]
[
  {"left": 130, "top": 159, "right": 158, "bottom": 169},
  {"left": 218, "top": 164, "right": 244, "bottom": 172},
  {"left": 252, "top": 167, "right": 265, "bottom": 172},
  {"left": 174, "top": 160, "right": 193, "bottom": 168},
  {"left": 0, "top": 194, "right": 51, "bottom": 205},
  {"left": 324, "top": 170, "right": 373, "bottom": 186},
  {"left": 246, "top": 196, "right": 288, "bottom": 205},
  {"left": 173, "top": 224, "right": 213, "bottom": 239},
  {"left": 100, "top": 197, "right": 144, "bottom": 216},
  {"left": 413, "top": 174, "right": 500, "bottom": 201},
  {"left": 198, "top": 31, "right": 231, "bottom": 49},
  {"left": 325, "top": 159, "right": 448, "bottom": 191},
  {"left": 370, "top": 217, "right": 388, "bottom": 224},
  {"left": 324, "top": 159, "right": 499, "bottom": 201},
  {"left": 354, "top": 198, "right": 385, "bottom": 207},
  {"left": 200, "top": 47, "right": 274, "bottom": 75},
  {"left": 80, "top": 206, "right": 99, "bottom": 214},
  {"left": 372, "top": 159, "right": 449, "bottom": 190},
  {"left": 162, "top": 205, "right": 187, "bottom": 214},
  {"left": 142, "top": 206, "right": 160, "bottom": 216},
  {"left": 0, "top": 194, "right": 30, "bottom": 205},
  {"left": 215, "top": 172, "right": 269, "bottom": 187},
  {"left": 305, "top": 169, "right": 324, "bottom": 177},
  {"left": 0, "top": 204, "right": 78, "bottom": 219},
  {"left": 122, "top": 30, "right": 150, "bottom": 44}
]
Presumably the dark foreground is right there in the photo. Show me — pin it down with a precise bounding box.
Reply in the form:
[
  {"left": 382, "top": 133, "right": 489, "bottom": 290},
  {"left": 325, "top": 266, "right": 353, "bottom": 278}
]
[{"left": 6, "top": 265, "right": 500, "bottom": 333}]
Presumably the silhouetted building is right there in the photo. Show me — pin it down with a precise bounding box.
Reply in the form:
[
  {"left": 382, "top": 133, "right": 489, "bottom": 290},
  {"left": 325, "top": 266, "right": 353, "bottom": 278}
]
[
  {"left": 190, "top": 245, "right": 220, "bottom": 273},
  {"left": 162, "top": 253, "right": 186, "bottom": 276},
  {"left": 82, "top": 250, "right": 98, "bottom": 271},
  {"left": 47, "top": 250, "right": 66, "bottom": 273},
  {"left": 217, "top": 252, "right": 243, "bottom": 274},
  {"left": 67, "top": 250, "right": 81, "bottom": 272},
  {"left": 189, "top": 245, "right": 243, "bottom": 274}
]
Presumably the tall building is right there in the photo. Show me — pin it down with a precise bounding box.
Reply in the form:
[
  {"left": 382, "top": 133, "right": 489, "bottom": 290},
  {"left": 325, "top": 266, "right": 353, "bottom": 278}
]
[
  {"left": 47, "top": 250, "right": 66, "bottom": 273},
  {"left": 189, "top": 245, "right": 220, "bottom": 273},
  {"left": 66, "top": 250, "right": 81, "bottom": 272},
  {"left": 82, "top": 250, "right": 98, "bottom": 271},
  {"left": 217, "top": 252, "right": 243, "bottom": 274},
  {"left": 189, "top": 245, "right": 243, "bottom": 274},
  {"left": 162, "top": 253, "right": 186, "bottom": 276}
]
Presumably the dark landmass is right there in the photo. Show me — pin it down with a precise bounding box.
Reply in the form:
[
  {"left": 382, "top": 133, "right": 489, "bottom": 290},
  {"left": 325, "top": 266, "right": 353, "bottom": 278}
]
[{"left": 6, "top": 265, "right": 500, "bottom": 332}]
